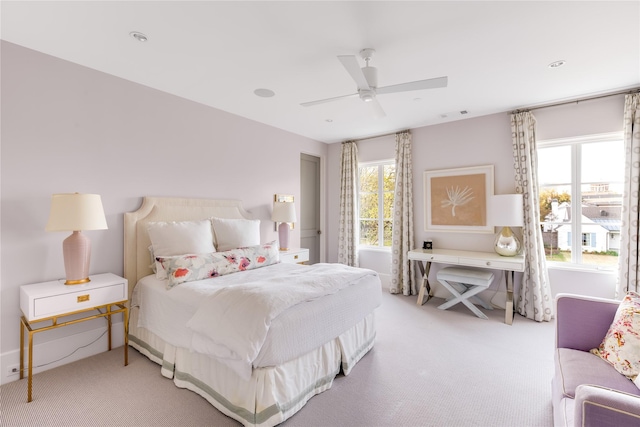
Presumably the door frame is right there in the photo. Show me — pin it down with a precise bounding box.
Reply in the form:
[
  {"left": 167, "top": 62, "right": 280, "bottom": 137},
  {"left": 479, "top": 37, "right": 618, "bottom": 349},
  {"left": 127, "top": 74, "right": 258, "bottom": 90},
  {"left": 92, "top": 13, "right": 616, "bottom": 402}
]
[{"left": 300, "top": 151, "right": 325, "bottom": 263}]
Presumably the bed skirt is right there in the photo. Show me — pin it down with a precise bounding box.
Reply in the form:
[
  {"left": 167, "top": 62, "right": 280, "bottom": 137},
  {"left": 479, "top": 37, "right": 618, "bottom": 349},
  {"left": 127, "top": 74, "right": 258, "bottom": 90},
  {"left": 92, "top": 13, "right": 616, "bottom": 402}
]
[{"left": 128, "top": 306, "right": 376, "bottom": 426}]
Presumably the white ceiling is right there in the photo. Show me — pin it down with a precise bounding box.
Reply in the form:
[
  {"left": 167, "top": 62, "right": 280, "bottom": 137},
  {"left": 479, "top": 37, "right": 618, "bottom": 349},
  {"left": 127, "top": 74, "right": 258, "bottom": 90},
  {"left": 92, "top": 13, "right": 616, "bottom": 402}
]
[{"left": 2, "top": 1, "right": 639, "bottom": 144}]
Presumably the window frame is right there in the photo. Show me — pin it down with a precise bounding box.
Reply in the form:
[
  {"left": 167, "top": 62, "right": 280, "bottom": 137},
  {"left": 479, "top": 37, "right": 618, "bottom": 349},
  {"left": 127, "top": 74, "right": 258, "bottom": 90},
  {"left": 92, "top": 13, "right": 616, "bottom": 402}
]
[
  {"left": 538, "top": 131, "right": 624, "bottom": 271},
  {"left": 357, "top": 159, "right": 395, "bottom": 249}
]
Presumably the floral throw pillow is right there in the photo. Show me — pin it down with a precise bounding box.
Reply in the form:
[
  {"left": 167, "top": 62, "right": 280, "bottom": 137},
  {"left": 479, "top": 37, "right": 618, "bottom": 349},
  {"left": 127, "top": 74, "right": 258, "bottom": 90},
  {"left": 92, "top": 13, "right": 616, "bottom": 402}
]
[
  {"left": 156, "top": 241, "right": 279, "bottom": 289},
  {"left": 590, "top": 292, "right": 640, "bottom": 381}
]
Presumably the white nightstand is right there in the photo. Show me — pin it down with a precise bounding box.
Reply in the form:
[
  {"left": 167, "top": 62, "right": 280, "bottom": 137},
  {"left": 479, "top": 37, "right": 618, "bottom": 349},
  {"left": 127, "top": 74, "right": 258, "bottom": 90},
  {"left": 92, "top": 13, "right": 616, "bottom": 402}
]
[
  {"left": 280, "top": 248, "right": 309, "bottom": 264},
  {"left": 19, "top": 273, "right": 129, "bottom": 402}
]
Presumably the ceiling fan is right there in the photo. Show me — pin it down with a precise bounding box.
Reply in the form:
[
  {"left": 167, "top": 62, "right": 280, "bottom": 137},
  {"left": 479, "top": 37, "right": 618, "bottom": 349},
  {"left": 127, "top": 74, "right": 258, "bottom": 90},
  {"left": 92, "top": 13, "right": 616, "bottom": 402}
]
[{"left": 301, "top": 48, "right": 448, "bottom": 118}]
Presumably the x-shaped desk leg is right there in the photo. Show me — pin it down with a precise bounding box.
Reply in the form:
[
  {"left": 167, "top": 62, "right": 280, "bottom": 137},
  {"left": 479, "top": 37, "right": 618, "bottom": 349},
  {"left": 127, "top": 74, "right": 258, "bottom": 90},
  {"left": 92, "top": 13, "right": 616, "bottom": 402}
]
[{"left": 415, "top": 260, "right": 432, "bottom": 305}]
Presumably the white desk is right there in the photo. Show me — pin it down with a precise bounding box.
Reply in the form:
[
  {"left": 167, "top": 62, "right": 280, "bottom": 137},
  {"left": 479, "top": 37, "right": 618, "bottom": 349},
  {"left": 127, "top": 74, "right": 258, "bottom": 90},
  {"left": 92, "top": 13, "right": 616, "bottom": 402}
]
[{"left": 408, "top": 249, "right": 525, "bottom": 325}]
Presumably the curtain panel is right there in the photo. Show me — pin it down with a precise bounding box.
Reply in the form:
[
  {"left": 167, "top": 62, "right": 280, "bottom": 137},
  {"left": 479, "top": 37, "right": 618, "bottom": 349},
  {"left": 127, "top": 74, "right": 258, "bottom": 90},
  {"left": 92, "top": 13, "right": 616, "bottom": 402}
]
[
  {"left": 338, "top": 141, "right": 359, "bottom": 267},
  {"left": 617, "top": 93, "right": 640, "bottom": 297},
  {"left": 511, "top": 111, "right": 553, "bottom": 322},
  {"left": 390, "top": 131, "right": 415, "bottom": 295}
]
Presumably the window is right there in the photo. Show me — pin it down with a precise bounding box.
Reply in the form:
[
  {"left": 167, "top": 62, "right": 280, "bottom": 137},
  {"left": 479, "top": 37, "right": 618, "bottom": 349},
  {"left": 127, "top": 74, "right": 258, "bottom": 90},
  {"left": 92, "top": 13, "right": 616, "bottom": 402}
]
[
  {"left": 358, "top": 161, "right": 395, "bottom": 248},
  {"left": 538, "top": 133, "right": 624, "bottom": 269}
]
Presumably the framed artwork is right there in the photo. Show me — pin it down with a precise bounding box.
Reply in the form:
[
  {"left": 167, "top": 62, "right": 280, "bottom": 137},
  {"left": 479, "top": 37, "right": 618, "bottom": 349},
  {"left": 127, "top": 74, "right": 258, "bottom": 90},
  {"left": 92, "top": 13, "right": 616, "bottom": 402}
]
[{"left": 424, "top": 165, "right": 494, "bottom": 233}]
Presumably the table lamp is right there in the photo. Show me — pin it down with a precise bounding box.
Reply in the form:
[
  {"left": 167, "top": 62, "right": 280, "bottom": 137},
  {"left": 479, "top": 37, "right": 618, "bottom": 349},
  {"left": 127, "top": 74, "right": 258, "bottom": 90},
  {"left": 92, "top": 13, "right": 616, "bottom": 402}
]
[
  {"left": 272, "top": 201, "right": 297, "bottom": 251},
  {"left": 45, "top": 193, "right": 108, "bottom": 284},
  {"left": 490, "top": 194, "right": 524, "bottom": 257}
]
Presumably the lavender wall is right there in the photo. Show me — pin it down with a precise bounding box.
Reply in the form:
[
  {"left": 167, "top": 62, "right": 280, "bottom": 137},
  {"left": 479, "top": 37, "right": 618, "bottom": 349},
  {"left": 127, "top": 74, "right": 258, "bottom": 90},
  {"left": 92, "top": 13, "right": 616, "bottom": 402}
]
[{"left": 0, "top": 41, "right": 327, "bottom": 378}]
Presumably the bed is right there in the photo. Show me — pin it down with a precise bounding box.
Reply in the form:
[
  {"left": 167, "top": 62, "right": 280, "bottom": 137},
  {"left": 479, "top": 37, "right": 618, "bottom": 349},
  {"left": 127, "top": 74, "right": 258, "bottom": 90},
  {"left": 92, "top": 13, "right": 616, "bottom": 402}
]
[{"left": 124, "top": 197, "right": 382, "bottom": 426}]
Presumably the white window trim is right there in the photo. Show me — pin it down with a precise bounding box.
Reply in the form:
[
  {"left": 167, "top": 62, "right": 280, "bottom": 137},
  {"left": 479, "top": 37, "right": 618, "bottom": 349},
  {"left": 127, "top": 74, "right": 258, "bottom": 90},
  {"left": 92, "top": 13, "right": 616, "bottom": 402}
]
[
  {"left": 358, "top": 159, "right": 395, "bottom": 250},
  {"left": 538, "top": 131, "right": 623, "bottom": 271}
]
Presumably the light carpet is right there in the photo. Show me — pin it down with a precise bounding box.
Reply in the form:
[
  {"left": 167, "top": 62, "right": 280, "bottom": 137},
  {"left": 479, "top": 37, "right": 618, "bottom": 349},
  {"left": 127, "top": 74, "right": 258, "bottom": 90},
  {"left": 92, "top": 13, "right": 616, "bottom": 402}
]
[{"left": 1, "top": 290, "right": 555, "bottom": 426}]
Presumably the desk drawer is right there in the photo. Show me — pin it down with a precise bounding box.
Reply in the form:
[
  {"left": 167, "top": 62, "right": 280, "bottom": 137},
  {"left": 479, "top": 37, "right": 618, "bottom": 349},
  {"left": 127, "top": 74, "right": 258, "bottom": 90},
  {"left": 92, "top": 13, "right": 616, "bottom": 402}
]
[
  {"left": 32, "top": 282, "right": 126, "bottom": 320},
  {"left": 421, "top": 254, "right": 459, "bottom": 264},
  {"left": 459, "top": 257, "right": 523, "bottom": 271}
]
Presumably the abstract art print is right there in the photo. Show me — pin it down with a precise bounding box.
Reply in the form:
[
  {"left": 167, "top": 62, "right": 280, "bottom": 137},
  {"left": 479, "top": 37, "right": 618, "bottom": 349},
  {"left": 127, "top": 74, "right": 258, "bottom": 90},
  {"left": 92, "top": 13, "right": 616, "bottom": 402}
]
[{"left": 424, "top": 165, "right": 494, "bottom": 233}]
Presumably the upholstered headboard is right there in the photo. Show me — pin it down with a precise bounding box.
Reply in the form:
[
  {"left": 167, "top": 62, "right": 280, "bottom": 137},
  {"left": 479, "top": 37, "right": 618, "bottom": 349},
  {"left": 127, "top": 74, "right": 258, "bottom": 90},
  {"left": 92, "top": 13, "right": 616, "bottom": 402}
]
[{"left": 123, "top": 197, "right": 251, "bottom": 301}]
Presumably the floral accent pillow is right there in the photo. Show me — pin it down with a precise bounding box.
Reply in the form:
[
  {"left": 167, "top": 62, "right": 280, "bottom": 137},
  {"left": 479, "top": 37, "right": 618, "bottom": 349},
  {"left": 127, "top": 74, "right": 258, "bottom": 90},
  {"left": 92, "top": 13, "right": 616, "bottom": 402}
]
[
  {"left": 156, "top": 241, "right": 279, "bottom": 289},
  {"left": 590, "top": 291, "right": 640, "bottom": 381}
]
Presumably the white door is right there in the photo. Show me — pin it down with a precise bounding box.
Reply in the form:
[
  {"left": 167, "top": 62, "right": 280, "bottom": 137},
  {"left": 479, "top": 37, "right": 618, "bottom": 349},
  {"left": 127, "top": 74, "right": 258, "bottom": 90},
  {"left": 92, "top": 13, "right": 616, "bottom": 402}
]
[{"left": 300, "top": 153, "right": 321, "bottom": 264}]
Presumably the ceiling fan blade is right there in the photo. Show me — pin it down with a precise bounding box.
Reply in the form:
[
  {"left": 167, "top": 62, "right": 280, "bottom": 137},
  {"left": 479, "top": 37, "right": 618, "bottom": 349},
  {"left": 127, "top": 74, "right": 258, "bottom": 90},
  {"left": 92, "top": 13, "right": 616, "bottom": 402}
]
[
  {"left": 300, "top": 92, "right": 358, "bottom": 107},
  {"left": 376, "top": 76, "right": 448, "bottom": 95},
  {"left": 337, "top": 55, "right": 371, "bottom": 91},
  {"left": 370, "top": 97, "right": 386, "bottom": 118}
]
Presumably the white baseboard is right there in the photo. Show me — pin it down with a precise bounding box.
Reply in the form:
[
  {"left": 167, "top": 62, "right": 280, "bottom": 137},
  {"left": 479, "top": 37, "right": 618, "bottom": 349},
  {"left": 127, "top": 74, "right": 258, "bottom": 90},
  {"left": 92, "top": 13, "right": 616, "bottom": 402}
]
[
  {"left": 378, "top": 273, "right": 392, "bottom": 291},
  {"left": 0, "top": 321, "right": 125, "bottom": 385}
]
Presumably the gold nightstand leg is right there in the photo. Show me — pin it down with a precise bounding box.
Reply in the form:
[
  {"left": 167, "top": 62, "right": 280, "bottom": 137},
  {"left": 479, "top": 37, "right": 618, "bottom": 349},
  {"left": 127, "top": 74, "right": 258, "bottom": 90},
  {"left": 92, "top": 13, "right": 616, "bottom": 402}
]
[
  {"left": 19, "top": 300, "right": 128, "bottom": 402},
  {"left": 124, "top": 306, "right": 129, "bottom": 366},
  {"left": 27, "top": 329, "right": 34, "bottom": 402},
  {"left": 107, "top": 306, "right": 112, "bottom": 351},
  {"left": 19, "top": 317, "right": 24, "bottom": 380}
]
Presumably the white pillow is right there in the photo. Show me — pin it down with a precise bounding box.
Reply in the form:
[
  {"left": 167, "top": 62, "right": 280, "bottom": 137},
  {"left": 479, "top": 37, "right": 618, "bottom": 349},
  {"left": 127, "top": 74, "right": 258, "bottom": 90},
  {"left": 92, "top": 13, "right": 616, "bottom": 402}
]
[
  {"left": 147, "top": 220, "right": 215, "bottom": 279},
  {"left": 211, "top": 217, "right": 260, "bottom": 251}
]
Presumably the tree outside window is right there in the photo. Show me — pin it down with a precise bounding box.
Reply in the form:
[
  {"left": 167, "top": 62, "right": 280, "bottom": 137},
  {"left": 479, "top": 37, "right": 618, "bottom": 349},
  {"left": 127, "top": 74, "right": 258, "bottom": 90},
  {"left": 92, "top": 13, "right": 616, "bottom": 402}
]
[{"left": 358, "top": 162, "right": 395, "bottom": 247}]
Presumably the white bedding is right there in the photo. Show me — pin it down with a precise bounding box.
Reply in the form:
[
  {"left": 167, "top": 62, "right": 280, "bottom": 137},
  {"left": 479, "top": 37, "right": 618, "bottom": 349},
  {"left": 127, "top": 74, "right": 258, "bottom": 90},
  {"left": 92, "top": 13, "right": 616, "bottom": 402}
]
[
  {"left": 132, "top": 262, "right": 381, "bottom": 378},
  {"left": 188, "top": 263, "right": 376, "bottom": 379}
]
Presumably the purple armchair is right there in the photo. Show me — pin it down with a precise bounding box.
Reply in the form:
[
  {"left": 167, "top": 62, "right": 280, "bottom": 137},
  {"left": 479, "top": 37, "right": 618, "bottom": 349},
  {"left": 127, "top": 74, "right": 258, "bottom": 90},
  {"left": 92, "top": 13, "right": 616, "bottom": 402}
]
[{"left": 553, "top": 294, "right": 640, "bottom": 427}]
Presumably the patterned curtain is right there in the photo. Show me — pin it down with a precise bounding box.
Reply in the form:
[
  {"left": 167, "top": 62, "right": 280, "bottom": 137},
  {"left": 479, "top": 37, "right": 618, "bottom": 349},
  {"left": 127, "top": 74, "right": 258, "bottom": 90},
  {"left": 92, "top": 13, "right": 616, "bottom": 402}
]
[
  {"left": 511, "top": 111, "right": 553, "bottom": 322},
  {"left": 338, "top": 141, "right": 359, "bottom": 267},
  {"left": 617, "top": 93, "right": 640, "bottom": 297},
  {"left": 390, "top": 131, "right": 415, "bottom": 295}
]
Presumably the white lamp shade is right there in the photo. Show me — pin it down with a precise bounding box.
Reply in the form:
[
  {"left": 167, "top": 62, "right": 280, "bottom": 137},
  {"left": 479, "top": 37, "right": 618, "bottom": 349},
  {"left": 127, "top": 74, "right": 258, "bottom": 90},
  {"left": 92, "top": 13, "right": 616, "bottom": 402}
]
[
  {"left": 46, "top": 193, "right": 108, "bottom": 231},
  {"left": 271, "top": 201, "right": 297, "bottom": 223},
  {"left": 489, "top": 194, "right": 524, "bottom": 227}
]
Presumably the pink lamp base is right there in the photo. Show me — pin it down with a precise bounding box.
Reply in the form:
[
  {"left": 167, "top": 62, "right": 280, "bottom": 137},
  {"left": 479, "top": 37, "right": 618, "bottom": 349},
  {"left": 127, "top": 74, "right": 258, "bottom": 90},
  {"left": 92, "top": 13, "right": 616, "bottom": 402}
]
[
  {"left": 62, "top": 231, "right": 92, "bottom": 285},
  {"left": 278, "top": 222, "right": 290, "bottom": 251}
]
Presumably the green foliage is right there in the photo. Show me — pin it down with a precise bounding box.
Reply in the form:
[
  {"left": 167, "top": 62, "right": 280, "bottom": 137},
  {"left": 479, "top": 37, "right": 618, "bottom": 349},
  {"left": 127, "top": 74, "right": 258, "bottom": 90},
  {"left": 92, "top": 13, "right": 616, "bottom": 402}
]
[{"left": 539, "top": 188, "right": 571, "bottom": 221}]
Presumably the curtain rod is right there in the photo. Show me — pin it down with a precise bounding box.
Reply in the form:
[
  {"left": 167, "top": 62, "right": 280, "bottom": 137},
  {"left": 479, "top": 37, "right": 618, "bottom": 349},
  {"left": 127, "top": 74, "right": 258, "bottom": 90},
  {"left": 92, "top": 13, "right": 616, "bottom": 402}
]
[
  {"left": 512, "top": 87, "right": 640, "bottom": 114},
  {"left": 346, "top": 129, "right": 410, "bottom": 143}
]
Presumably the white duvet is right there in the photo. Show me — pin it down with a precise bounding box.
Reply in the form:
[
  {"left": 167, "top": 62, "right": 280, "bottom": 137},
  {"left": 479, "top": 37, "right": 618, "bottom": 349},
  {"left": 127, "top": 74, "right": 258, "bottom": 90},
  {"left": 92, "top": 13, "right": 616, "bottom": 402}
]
[{"left": 186, "top": 263, "right": 377, "bottom": 379}]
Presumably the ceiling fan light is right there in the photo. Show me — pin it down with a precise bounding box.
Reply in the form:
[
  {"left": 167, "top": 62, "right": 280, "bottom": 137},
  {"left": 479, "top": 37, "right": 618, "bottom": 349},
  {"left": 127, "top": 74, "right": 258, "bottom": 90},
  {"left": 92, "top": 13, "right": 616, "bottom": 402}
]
[{"left": 359, "top": 89, "right": 375, "bottom": 103}]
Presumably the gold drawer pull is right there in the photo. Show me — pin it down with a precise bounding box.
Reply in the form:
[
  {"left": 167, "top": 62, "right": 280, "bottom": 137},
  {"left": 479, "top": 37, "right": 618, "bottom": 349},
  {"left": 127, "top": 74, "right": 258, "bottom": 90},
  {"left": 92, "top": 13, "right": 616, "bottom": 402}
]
[
  {"left": 77, "top": 294, "right": 90, "bottom": 303},
  {"left": 294, "top": 255, "right": 299, "bottom": 259}
]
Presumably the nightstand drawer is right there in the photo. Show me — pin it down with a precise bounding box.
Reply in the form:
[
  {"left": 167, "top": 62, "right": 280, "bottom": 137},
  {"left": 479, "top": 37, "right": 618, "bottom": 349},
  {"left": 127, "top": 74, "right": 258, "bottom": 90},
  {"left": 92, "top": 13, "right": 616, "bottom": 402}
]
[
  {"left": 33, "top": 282, "right": 125, "bottom": 320},
  {"left": 280, "top": 248, "right": 310, "bottom": 264},
  {"left": 20, "top": 273, "right": 128, "bottom": 321}
]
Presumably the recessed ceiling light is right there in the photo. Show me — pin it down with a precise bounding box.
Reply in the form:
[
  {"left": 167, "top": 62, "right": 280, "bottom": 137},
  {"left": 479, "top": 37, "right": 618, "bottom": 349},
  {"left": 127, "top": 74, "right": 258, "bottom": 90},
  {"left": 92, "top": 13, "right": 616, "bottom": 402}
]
[
  {"left": 548, "top": 60, "right": 566, "bottom": 68},
  {"left": 325, "top": 119, "right": 333, "bottom": 123},
  {"left": 254, "top": 88, "right": 275, "bottom": 98},
  {"left": 130, "top": 31, "right": 148, "bottom": 42}
]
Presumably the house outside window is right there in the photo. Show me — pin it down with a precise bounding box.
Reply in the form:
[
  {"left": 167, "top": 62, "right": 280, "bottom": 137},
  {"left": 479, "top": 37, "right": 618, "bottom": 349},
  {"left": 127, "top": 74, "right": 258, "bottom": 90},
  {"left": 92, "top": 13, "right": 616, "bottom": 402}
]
[
  {"left": 538, "top": 133, "right": 624, "bottom": 269},
  {"left": 358, "top": 161, "right": 395, "bottom": 248}
]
